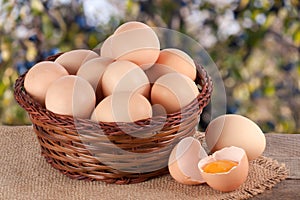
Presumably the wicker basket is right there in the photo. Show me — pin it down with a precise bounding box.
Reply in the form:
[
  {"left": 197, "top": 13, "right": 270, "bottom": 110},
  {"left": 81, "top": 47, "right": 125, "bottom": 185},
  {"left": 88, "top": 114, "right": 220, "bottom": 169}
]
[{"left": 14, "top": 53, "right": 213, "bottom": 184}]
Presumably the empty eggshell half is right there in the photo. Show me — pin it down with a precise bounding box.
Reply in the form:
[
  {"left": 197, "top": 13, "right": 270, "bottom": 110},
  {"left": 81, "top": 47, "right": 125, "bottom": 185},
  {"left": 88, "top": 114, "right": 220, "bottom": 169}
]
[
  {"left": 55, "top": 49, "right": 99, "bottom": 75},
  {"left": 198, "top": 146, "right": 249, "bottom": 192},
  {"left": 156, "top": 48, "right": 197, "bottom": 81},
  {"left": 168, "top": 136, "right": 208, "bottom": 185},
  {"left": 77, "top": 57, "right": 114, "bottom": 103}
]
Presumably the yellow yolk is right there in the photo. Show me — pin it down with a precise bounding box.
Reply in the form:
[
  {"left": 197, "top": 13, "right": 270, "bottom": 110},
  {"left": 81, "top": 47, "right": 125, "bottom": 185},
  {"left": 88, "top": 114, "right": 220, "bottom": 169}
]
[{"left": 203, "top": 160, "right": 238, "bottom": 173}]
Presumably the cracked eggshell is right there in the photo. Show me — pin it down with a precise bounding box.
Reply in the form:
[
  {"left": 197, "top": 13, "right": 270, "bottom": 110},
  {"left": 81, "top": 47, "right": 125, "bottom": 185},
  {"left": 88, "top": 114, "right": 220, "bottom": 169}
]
[
  {"left": 198, "top": 146, "right": 249, "bottom": 192},
  {"left": 168, "top": 137, "right": 207, "bottom": 185}
]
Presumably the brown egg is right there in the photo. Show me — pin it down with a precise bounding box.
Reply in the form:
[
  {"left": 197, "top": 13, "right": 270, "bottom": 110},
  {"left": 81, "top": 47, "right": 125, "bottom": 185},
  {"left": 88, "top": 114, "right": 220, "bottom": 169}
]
[
  {"left": 198, "top": 146, "right": 249, "bottom": 192},
  {"left": 114, "top": 21, "right": 149, "bottom": 35},
  {"left": 24, "top": 61, "right": 68, "bottom": 106},
  {"left": 91, "top": 92, "right": 152, "bottom": 122},
  {"left": 144, "top": 63, "right": 177, "bottom": 83},
  {"left": 101, "top": 60, "right": 150, "bottom": 98},
  {"left": 55, "top": 49, "right": 99, "bottom": 75},
  {"left": 100, "top": 35, "right": 113, "bottom": 58},
  {"left": 156, "top": 48, "right": 197, "bottom": 81},
  {"left": 45, "top": 75, "right": 95, "bottom": 119},
  {"left": 108, "top": 21, "right": 160, "bottom": 70},
  {"left": 77, "top": 57, "right": 114, "bottom": 103},
  {"left": 151, "top": 73, "right": 199, "bottom": 114},
  {"left": 168, "top": 136, "right": 208, "bottom": 185},
  {"left": 205, "top": 114, "right": 266, "bottom": 161}
]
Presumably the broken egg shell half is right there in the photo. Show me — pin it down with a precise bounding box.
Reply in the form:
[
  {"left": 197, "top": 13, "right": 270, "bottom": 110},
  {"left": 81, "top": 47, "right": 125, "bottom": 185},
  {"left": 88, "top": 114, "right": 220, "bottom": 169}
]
[
  {"left": 168, "top": 136, "right": 208, "bottom": 185},
  {"left": 198, "top": 146, "right": 249, "bottom": 192}
]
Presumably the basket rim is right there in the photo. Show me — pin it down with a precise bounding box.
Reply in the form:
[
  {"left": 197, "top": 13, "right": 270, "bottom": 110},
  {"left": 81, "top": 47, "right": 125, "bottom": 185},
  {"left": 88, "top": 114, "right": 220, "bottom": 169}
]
[{"left": 14, "top": 53, "right": 213, "bottom": 129}]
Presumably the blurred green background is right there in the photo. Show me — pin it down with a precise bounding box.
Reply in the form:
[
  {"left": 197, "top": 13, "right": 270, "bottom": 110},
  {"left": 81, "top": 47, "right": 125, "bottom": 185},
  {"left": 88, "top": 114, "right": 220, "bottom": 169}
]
[{"left": 0, "top": 0, "right": 299, "bottom": 133}]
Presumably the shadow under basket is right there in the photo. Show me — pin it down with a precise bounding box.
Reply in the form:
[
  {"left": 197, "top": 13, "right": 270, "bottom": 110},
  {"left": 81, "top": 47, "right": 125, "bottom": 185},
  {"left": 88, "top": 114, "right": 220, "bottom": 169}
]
[{"left": 14, "top": 53, "right": 213, "bottom": 184}]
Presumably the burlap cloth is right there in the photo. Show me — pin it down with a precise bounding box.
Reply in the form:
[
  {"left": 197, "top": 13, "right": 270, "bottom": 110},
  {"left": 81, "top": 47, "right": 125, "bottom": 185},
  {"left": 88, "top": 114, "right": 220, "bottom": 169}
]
[{"left": 0, "top": 126, "right": 288, "bottom": 200}]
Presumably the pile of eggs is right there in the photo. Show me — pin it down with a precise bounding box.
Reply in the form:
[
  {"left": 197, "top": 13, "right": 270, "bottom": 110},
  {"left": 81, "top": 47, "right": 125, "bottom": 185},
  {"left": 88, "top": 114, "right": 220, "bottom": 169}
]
[
  {"left": 168, "top": 114, "right": 266, "bottom": 192},
  {"left": 23, "top": 21, "right": 199, "bottom": 122},
  {"left": 23, "top": 21, "right": 266, "bottom": 193}
]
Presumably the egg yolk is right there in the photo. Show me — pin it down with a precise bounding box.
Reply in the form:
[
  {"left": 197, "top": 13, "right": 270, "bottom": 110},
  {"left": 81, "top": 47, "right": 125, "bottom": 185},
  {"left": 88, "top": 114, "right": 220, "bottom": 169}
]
[{"left": 203, "top": 160, "right": 238, "bottom": 173}]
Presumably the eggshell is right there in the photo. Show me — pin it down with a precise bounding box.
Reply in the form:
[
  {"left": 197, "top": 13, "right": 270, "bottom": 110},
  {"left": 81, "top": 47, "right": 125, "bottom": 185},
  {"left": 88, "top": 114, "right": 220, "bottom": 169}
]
[
  {"left": 144, "top": 63, "right": 177, "bottom": 83},
  {"left": 110, "top": 22, "right": 160, "bottom": 70},
  {"left": 91, "top": 92, "right": 152, "bottom": 122},
  {"left": 114, "top": 21, "right": 149, "bottom": 35},
  {"left": 205, "top": 114, "right": 266, "bottom": 161},
  {"left": 55, "top": 49, "right": 99, "bottom": 75},
  {"left": 101, "top": 60, "right": 150, "bottom": 98},
  {"left": 45, "top": 75, "right": 96, "bottom": 119},
  {"left": 156, "top": 48, "right": 197, "bottom": 81},
  {"left": 116, "top": 48, "right": 160, "bottom": 70},
  {"left": 100, "top": 35, "right": 113, "bottom": 58},
  {"left": 77, "top": 57, "right": 114, "bottom": 103},
  {"left": 24, "top": 61, "right": 68, "bottom": 106},
  {"left": 198, "top": 146, "right": 249, "bottom": 192},
  {"left": 151, "top": 73, "right": 199, "bottom": 114},
  {"left": 168, "top": 136, "right": 207, "bottom": 185}
]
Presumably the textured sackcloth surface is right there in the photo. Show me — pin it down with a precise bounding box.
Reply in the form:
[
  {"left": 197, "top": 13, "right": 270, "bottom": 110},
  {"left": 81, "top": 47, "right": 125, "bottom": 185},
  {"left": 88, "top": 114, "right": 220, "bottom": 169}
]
[{"left": 0, "top": 126, "right": 288, "bottom": 200}]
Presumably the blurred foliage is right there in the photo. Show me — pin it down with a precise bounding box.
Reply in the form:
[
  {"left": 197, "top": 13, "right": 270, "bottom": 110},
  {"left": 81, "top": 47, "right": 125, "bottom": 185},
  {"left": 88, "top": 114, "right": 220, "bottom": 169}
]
[{"left": 0, "top": 0, "right": 299, "bottom": 133}]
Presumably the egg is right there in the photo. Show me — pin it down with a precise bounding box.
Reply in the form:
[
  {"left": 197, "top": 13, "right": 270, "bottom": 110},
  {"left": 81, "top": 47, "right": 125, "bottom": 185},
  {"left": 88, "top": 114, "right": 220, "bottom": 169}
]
[
  {"left": 114, "top": 21, "right": 149, "bottom": 35},
  {"left": 205, "top": 114, "right": 266, "bottom": 161},
  {"left": 55, "top": 49, "right": 99, "bottom": 75},
  {"left": 77, "top": 57, "right": 114, "bottom": 103},
  {"left": 168, "top": 136, "right": 208, "bottom": 185},
  {"left": 91, "top": 92, "right": 152, "bottom": 123},
  {"left": 198, "top": 146, "right": 249, "bottom": 192},
  {"left": 151, "top": 73, "right": 199, "bottom": 114},
  {"left": 155, "top": 48, "right": 197, "bottom": 81},
  {"left": 45, "top": 75, "right": 96, "bottom": 119},
  {"left": 144, "top": 63, "right": 177, "bottom": 83},
  {"left": 105, "top": 21, "right": 160, "bottom": 70},
  {"left": 101, "top": 60, "right": 150, "bottom": 98},
  {"left": 24, "top": 61, "right": 68, "bottom": 106},
  {"left": 100, "top": 35, "right": 113, "bottom": 58}
]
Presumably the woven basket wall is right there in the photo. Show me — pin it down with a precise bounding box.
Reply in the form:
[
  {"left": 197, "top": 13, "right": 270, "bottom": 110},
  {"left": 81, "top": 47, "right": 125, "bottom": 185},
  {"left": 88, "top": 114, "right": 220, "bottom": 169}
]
[{"left": 14, "top": 53, "right": 213, "bottom": 184}]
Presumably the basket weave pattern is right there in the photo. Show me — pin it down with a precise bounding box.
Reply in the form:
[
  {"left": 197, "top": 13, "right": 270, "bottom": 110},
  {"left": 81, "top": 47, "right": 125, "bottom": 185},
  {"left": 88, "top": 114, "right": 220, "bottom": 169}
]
[{"left": 14, "top": 54, "right": 213, "bottom": 184}]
